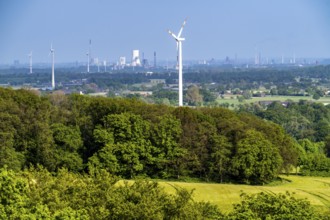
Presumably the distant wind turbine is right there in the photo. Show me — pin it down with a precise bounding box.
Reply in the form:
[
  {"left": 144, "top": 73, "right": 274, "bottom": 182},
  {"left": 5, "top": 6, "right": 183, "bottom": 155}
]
[
  {"left": 168, "top": 18, "right": 187, "bottom": 107},
  {"left": 86, "top": 52, "right": 90, "bottom": 73},
  {"left": 97, "top": 58, "right": 100, "bottom": 72},
  {"left": 104, "top": 60, "right": 107, "bottom": 72},
  {"left": 49, "top": 44, "right": 55, "bottom": 89},
  {"left": 28, "top": 51, "right": 33, "bottom": 74}
]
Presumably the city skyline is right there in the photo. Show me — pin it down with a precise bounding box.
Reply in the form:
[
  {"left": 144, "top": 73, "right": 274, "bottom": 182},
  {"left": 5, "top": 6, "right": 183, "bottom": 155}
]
[{"left": 1, "top": 0, "right": 330, "bottom": 64}]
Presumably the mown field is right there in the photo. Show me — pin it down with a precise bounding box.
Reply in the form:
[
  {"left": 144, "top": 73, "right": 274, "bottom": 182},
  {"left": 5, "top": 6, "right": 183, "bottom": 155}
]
[
  {"left": 217, "top": 95, "right": 330, "bottom": 107},
  {"left": 158, "top": 175, "right": 330, "bottom": 214}
]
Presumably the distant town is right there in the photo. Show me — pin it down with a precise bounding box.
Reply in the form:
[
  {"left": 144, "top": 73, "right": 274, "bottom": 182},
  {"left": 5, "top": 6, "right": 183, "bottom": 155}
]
[{"left": 1, "top": 52, "right": 330, "bottom": 109}]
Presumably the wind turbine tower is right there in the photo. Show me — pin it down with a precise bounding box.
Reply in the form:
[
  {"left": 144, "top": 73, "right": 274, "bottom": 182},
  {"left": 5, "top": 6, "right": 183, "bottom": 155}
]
[
  {"left": 28, "top": 51, "right": 33, "bottom": 74},
  {"left": 168, "top": 18, "right": 187, "bottom": 107},
  {"left": 154, "top": 51, "right": 157, "bottom": 68},
  {"left": 104, "top": 60, "right": 107, "bottom": 72},
  {"left": 97, "top": 58, "right": 100, "bottom": 72},
  {"left": 86, "top": 39, "right": 92, "bottom": 73},
  {"left": 50, "top": 44, "right": 55, "bottom": 89},
  {"left": 86, "top": 52, "right": 90, "bottom": 73},
  {"left": 89, "top": 39, "right": 92, "bottom": 63}
]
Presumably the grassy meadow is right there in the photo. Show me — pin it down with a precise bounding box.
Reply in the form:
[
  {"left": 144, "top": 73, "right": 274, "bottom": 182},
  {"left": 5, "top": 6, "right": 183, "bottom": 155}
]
[
  {"left": 157, "top": 175, "right": 330, "bottom": 214},
  {"left": 217, "top": 95, "right": 330, "bottom": 108}
]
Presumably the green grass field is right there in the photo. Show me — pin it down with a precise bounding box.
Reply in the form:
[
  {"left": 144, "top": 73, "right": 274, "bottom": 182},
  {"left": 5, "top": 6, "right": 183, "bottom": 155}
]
[
  {"left": 157, "top": 175, "right": 330, "bottom": 214},
  {"left": 217, "top": 95, "right": 330, "bottom": 108}
]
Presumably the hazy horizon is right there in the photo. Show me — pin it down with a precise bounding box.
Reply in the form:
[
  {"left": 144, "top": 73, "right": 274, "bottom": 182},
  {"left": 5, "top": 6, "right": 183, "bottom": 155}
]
[{"left": 1, "top": 0, "right": 330, "bottom": 64}]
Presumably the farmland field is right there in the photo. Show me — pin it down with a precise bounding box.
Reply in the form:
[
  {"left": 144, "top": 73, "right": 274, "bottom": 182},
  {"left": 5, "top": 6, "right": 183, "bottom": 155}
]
[
  {"left": 217, "top": 95, "right": 330, "bottom": 108},
  {"left": 158, "top": 175, "right": 330, "bottom": 214}
]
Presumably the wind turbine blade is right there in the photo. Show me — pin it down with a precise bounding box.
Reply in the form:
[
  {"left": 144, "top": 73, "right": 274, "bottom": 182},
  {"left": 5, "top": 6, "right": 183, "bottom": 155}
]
[
  {"left": 177, "top": 18, "right": 187, "bottom": 38},
  {"left": 49, "top": 43, "right": 54, "bottom": 55},
  {"left": 168, "top": 29, "right": 179, "bottom": 41}
]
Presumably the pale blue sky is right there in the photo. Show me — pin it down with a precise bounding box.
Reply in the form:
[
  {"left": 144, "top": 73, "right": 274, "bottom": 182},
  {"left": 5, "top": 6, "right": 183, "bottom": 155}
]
[{"left": 1, "top": 0, "right": 330, "bottom": 64}]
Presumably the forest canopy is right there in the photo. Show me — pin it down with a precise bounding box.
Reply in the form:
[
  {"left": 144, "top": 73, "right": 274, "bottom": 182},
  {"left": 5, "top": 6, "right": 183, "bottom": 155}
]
[
  {"left": 1, "top": 87, "right": 329, "bottom": 219},
  {"left": 0, "top": 87, "right": 300, "bottom": 184}
]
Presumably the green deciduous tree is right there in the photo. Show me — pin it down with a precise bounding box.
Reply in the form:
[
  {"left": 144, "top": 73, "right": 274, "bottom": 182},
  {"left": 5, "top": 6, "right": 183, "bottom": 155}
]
[
  {"left": 90, "top": 113, "right": 157, "bottom": 178},
  {"left": 0, "top": 132, "right": 24, "bottom": 171},
  {"left": 186, "top": 85, "right": 203, "bottom": 106},
  {"left": 0, "top": 168, "right": 31, "bottom": 218},
  {"left": 152, "top": 114, "right": 186, "bottom": 178},
  {"left": 51, "top": 123, "right": 84, "bottom": 171},
  {"left": 230, "top": 129, "right": 282, "bottom": 184},
  {"left": 226, "top": 192, "right": 322, "bottom": 220},
  {"left": 210, "top": 134, "right": 232, "bottom": 183},
  {"left": 325, "top": 134, "right": 330, "bottom": 157}
]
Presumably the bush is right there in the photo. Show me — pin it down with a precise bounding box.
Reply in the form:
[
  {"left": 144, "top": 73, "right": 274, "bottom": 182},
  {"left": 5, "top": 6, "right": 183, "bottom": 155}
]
[{"left": 226, "top": 191, "right": 322, "bottom": 220}]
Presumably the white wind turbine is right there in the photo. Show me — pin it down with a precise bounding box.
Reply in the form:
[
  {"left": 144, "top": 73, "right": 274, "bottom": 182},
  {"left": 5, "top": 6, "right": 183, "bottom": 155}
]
[
  {"left": 49, "top": 44, "right": 55, "bottom": 89},
  {"left": 168, "top": 18, "right": 187, "bottom": 106},
  {"left": 103, "top": 60, "right": 107, "bottom": 72},
  {"left": 86, "top": 52, "right": 90, "bottom": 73},
  {"left": 97, "top": 58, "right": 100, "bottom": 72},
  {"left": 28, "top": 51, "right": 33, "bottom": 74}
]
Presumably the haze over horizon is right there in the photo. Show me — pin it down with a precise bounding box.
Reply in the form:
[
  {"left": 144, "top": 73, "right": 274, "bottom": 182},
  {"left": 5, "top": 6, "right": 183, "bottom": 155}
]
[{"left": 1, "top": 0, "right": 330, "bottom": 64}]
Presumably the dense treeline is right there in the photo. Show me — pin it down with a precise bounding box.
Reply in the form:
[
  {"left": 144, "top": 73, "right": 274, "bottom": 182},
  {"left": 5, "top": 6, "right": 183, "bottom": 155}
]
[
  {"left": 240, "top": 101, "right": 330, "bottom": 176},
  {"left": 1, "top": 87, "right": 330, "bottom": 218},
  {"left": 0, "top": 87, "right": 299, "bottom": 184},
  {"left": 0, "top": 167, "right": 222, "bottom": 219},
  {"left": 0, "top": 167, "right": 325, "bottom": 219}
]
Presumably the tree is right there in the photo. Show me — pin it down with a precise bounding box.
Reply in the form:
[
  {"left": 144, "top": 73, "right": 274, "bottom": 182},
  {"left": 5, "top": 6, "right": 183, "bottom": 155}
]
[
  {"left": 270, "top": 88, "right": 278, "bottom": 96},
  {"left": 173, "top": 107, "right": 220, "bottom": 179},
  {"left": 237, "top": 96, "right": 244, "bottom": 102},
  {"left": 152, "top": 114, "right": 185, "bottom": 178},
  {"left": 6, "top": 167, "right": 221, "bottom": 219},
  {"left": 242, "top": 90, "right": 252, "bottom": 99},
  {"left": 210, "top": 134, "right": 232, "bottom": 183},
  {"left": 88, "top": 143, "right": 119, "bottom": 174},
  {"left": 300, "top": 153, "right": 330, "bottom": 176},
  {"left": 27, "top": 122, "right": 57, "bottom": 171},
  {"left": 186, "top": 85, "right": 203, "bottom": 106},
  {"left": 48, "top": 90, "right": 70, "bottom": 124},
  {"left": 51, "top": 123, "right": 84, "bottom": 171},
  {"left": 113, "top": 142, "right": 145, "bottom": 178},
  {"left": 312, "top": 89, "right": 323, "bottom": 100},
  {"left": 226, "top": 192, "right": 322, "bottom": 220},
  {"left": 102, "top": 113, "right": 151, "bottom": 144},
  {"left": 0, "top": 132, "right": 24, "bottom": 171},
  {"left": 0, "top": 168, "right": 31, "bottom": 218},
  {"left": 298, "top": 139, "right": 322, "bottom": 154},
  {"left": 325, "top": 134, "right": 330, "bottom": 157},
  {"left": 91, "top": 113, "right": 157, "bottom": 177},
  {"left": 230, "top": 129, "right": 282, "bottom": 184},
  {"left": 200, "top": 88, "right": 217, "bottom": 103},
  {"left": 314, "top": 119, "right": 330, "bottom": 141}
]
